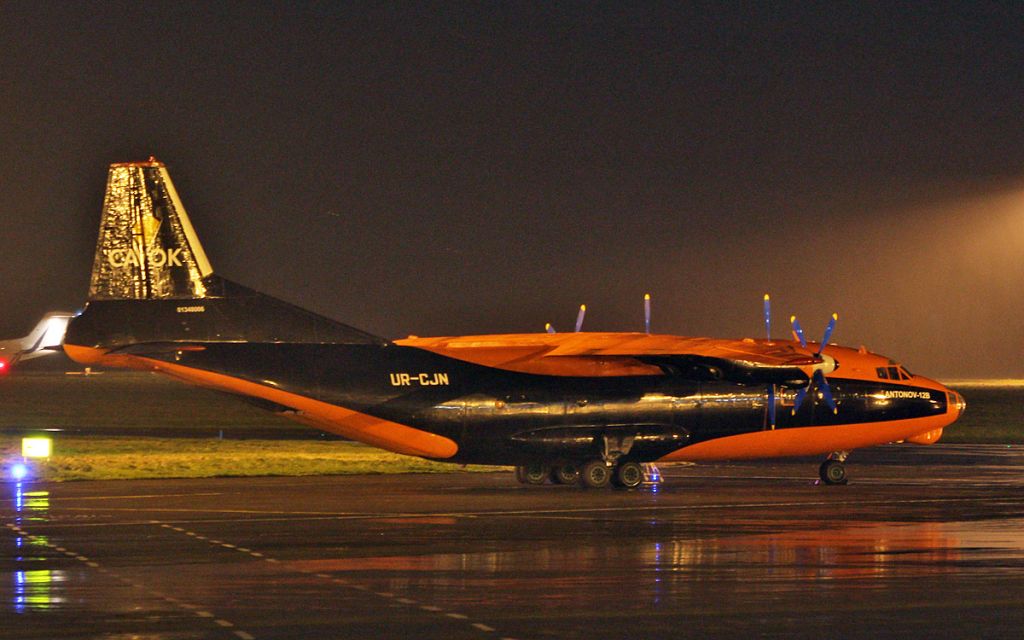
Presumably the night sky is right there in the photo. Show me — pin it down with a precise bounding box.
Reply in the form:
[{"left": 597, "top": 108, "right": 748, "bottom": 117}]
[{"left": 2, "top": 2, "right": 1023, "bottom": 378}]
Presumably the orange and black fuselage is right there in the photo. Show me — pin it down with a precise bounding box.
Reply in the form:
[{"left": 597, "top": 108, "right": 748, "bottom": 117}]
[
  {"left": 63, "top": 160, "right": 965, "bottom": 468},
  {"left": 64, "top": 276, "right": 965, "bottom": 466}
]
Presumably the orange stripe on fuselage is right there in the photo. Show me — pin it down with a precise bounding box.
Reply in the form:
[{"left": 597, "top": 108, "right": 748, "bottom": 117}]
[
  {"left": 660, "top": 413, "right": 956, "bottom": 462},
  {"left": 63, "top": 344, "right": 458, "bottom": 459}
]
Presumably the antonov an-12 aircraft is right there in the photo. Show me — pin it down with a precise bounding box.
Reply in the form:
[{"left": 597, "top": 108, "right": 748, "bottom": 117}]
[{"left": 64, "top": 160, "right": 966, "bottom": 489}]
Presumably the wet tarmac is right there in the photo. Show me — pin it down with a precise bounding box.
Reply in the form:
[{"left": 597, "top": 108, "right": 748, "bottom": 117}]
[{"left": 2, "top": 444, "right": 1024, "bottom": 639}]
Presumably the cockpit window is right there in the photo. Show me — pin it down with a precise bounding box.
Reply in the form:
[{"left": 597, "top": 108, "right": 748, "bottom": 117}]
[
  {"left": 900, "top": 366, "right": 913, "bottom": 379},
  {"left": 887, "top": 366, "right": 901, "bottom": 380},
  {"left": 876, "top": 367, "right": 889, "bottom": 379}
]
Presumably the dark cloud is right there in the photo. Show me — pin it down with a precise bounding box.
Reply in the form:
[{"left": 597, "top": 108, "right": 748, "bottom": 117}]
[{"left": 2, "top": 2, "right": 1023, "bottom": 378}]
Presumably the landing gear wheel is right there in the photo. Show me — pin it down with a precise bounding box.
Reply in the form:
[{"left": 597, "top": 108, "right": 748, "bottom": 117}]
[
  {"left": 580, "top": 460, "right": 611, "bottom": 489},
  {"left": 550, "top": 462, "right": 580, "bottom": 485},
  {"left": 514, "top": 465, "right": 527, "bottom": 484},
  {"left": 819, "top": 459, "right": 848, "bottom": 485},
  {"left": 524, "top": 462, "right": 548, "bottom": 485},
  {"left": 613, "top": 461, "right": 644, "bottom": 489}
]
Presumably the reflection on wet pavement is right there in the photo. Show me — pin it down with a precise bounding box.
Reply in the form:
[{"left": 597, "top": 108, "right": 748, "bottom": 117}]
[
  {"left": 1, "top": 444, "right": 1023, "bottom": 638},
  {"left": 6, "top": 482, "right": 58, "bottom": 614}
]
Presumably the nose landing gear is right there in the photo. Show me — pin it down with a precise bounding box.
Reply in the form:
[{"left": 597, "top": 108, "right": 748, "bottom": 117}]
[{"left": 819, "top": 451, "right": 850, "bottom": 485}]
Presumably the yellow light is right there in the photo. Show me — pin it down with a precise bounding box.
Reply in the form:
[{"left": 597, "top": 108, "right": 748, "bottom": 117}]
[{"left": 22, "top": 437, "right": 52, "bottom": 458}]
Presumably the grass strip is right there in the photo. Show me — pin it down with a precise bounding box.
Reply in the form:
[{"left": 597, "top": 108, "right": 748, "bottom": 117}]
[{"left": 1, "top": 437, "right": 505, "bottom": 482}]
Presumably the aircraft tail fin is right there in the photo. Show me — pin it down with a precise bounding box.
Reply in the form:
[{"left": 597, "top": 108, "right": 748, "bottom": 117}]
[
  {"left": 0, "top": 311, "right": 74, "bottom": 366},
  {"left": 88, "top": 159, "right": 214, "bottom": 301},
  {"left": 21, "top": 312, "right": 74, "bottom": 357},
  {"left": 67, "top": 160, "right": 384, "bottom": 355}
]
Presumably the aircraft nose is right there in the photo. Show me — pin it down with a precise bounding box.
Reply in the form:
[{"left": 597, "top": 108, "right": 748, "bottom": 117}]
[
  {"left": 937, "top": 382, "right": 967, "bottom": 419},
  {"left": 952, "top": 390, "right": 967, "bottom": 416}
]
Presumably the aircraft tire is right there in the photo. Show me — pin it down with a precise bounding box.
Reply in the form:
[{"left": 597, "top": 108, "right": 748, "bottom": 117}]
[
  {"left": 613, "top": 461, "right": 644, "bottom": 489},
  {"left": 551, "top": 462, "right": 580, "bottom": 485},
  {"left": 514, "top": 465, "right": 528, "bottom": 484},
  {"left": 819, "top": 459, "right": 848, "bottom": 485},
  {"left": 524, "top": 462, "right": 548, "bottom": 485},
  {"left": 580, "top": 460, "right": 611, "bottom": 489}
]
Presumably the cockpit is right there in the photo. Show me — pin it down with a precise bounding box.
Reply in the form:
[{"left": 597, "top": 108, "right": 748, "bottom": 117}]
[{"left": 876, "top": 365, "right": 913, "bottom": 381}]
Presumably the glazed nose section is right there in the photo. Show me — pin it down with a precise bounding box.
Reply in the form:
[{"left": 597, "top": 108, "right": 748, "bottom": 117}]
[
  {"left": 937, "top": 382, "right": 967, "bottom": 421},
  {"left": 952, "top": 390, "right": 967, "bottom": 417}
]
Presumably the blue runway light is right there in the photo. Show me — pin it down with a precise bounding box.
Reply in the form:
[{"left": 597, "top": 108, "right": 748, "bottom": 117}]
[{"left": 11, "top": 463, "right": 28, "bottom": 481}]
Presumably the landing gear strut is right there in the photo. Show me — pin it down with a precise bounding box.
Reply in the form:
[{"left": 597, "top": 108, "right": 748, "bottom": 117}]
[{"left": 819, "top": 451, "right": 850, "bottom": 485}]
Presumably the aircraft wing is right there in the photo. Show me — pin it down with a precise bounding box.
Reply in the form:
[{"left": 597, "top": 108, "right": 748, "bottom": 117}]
[{"left": 397, "top": 333, "right": 820, "bottom": 385}]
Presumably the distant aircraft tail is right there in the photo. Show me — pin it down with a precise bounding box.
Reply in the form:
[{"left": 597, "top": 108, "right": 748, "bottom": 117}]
[
  {"left": 64, "top": 160, "right": 381, "bottom": 363},
  {"left": 0, "top": 312, "right": 74, "bottom": 368}
]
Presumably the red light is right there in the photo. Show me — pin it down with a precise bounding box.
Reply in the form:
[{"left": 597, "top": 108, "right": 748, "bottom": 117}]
[{"left": 0, "top": 358, "right": 8, "bottom": 374}]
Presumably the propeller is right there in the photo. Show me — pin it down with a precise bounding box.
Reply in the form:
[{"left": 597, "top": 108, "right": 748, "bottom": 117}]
[
  {"left": 544, "top": 303, "right": 587, "bottom": 334},
  {"left": 790, "top": 313, "right": 839, "bottom": 415},
  {"left": 644, "top": 294, "right": 652, "bottom": 334},
  {"left": 764, "top": 294, "right": 776, "bottom": 429}
]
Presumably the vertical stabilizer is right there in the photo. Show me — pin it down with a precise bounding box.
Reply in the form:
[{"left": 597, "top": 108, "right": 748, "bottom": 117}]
[{"left": 88, "top": 160, "right": 214, "bottom": 300}]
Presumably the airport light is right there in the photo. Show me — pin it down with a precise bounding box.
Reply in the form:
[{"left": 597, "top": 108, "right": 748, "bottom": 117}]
[
  {"left": 22, "top": 437, "right": 52, "bottom": 459},
  {"left": 11, "top": 463, "right": 28, "bottom": 481}
]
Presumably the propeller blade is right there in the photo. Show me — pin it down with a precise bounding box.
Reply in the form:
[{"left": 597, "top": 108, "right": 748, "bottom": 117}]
[
  {"left": 575, "top": 304, "right": 586, "bottom": 333},
  {"left": 644, "top": 294, "right": 651, "bottom": 334},
  {"left": 791, "top": 315, "right": 807, "bottom": 348},
  {"left": 763, "top": 294, "right": 771, "bottom": 341},
  {"left": 792, "top": 387, "right": 807, "bottom": 415},
  {"left": 817, "top": 313, "right": 838, "bottom": 355},
  {"left": 815, "top": 369, "right": 838, "bottom": 413},
  {"left": 767, "top": 383, "right": 776, "bottom": 429},
  {"left": 545, "top": 323, "right": 556, "bottom": 334}
]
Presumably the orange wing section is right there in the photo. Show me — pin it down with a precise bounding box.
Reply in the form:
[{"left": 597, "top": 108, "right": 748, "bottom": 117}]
[
  {"left": 64, "top": 345, "right": 458, "bottom": 459},
  {"left": 397, "top": 332, "right": 819, "bottom": 377}
]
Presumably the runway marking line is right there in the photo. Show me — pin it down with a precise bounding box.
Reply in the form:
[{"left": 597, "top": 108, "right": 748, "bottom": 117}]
[
  {"left": 6, "top": 521, "right": 261, "bottom": 639},
  {"left": 29, "top": 492, "right": 1024, "bottom": 531},
  {"left": 151, "top": 519, "right": 517, "bottom": 640},
  {"left": 43, "top": 494, "right": 1023, "bottom": 527}
]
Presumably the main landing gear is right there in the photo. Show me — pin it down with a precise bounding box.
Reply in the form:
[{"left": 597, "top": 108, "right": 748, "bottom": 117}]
[
  {"left": 514, "top": 458, "right": 646, "bottom": 490},
  {"left": 818, "top": 451, "right": 850, "bottom": 485},
  {"left": 514, "top": 434, "right": 649, "bottom": 490}
]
